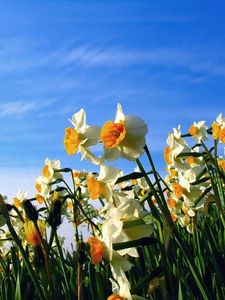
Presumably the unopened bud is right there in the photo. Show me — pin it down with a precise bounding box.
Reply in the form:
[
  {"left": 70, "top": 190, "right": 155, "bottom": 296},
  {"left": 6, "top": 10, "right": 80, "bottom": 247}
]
[
  {"left": 48, "top": 200, "right": 62, "bottom": 228},
  {"left": 23, "top": 200, "right": 38, "bottom": 221}
]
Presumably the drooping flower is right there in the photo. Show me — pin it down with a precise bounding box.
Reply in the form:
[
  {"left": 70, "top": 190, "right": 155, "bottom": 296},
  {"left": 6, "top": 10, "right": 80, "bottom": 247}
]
[
  {"left": 100, "top": 103, "right": 148, "bottom": 161},
  {"left": 87, "top": 236, "right": 133, "bottom": 299}
]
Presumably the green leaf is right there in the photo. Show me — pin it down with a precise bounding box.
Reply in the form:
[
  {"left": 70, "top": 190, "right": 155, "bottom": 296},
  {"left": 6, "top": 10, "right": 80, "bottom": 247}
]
[
  {"left": 116, "top": 172, "right": 144, "bottom": 184},
  {"left": 113, "top": 237, "right": 158, "bottom": 251},
  {"left": 15, "top": 273, "right": 22, "bottom": 300}
]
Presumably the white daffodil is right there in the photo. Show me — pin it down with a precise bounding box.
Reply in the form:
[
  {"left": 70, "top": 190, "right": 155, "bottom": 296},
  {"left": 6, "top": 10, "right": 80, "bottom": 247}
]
[
  {"left": 109, "top": 270, "right": 132, "bottom": 300},
  {"left": 183, "top": 185, "right": 203, "bottom": 207},
  {"left": 13, "top": 189, "right": 28, "bottom": 209},
  {"left": 86, "top": 164, "right": 122, "bottom": 202},
  {"left": 178, "top": 165, "right": 205, "bottom": 192},
  {"left": 109, "top": 277, "right": 147, "bottom": 300},
  {"left": 42, "top": 158, "right": 62, "bottom": 182},
  {"left": 101, "top": 196, "right": 153, "bottom": 257},
  {"left": 35, "top": 175, "right": 51, "bottom": 200},
  {"left": 188, "top": 120, "right": 208, "bottom": 143},
  {"left": 88, "top": 236, "right": 133, "bottom": 300},
  {"left": 100, "top": 103, "right": 148, "bottom": 161},
  {"left": 64, "top": 108, "right": 101, "bottom": 163},
  {"left": 164, "top": 126, "right": 190, "bottom": 167},
  {"left": 34, "top": 159, "right": 63, "bottom": 204}
]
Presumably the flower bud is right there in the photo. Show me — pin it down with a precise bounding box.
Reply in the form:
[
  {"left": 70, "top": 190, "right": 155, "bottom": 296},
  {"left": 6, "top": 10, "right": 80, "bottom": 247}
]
[
  {"left": 23, "top": 200, "right": 38, "bottom": 221},
  {"left": 47, "top": 200, "right": 62, "bottom": 228}
]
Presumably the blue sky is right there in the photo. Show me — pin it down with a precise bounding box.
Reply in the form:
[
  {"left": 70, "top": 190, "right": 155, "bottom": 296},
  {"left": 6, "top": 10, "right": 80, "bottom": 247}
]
[{"left": 1, "top": 1, "right": 225, "bottom": 199}]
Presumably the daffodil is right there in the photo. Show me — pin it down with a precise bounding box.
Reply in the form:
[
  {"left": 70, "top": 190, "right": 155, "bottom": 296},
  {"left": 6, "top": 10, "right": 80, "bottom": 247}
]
[
  {"left": 64, "top": 108, "right": 101, "bottom": 161},
  {"left": 100, "top": 103, "right": 148, "bottom": 161},
  {"left": 188, "top": 121, "right": 208, "bottom": 143},
  {"left": 86, "top": 165, "right": 121, "bottom": 202},
  {"left": 87, "top": 236, "right": 105, "bottom": 264},
  {"left": 13, "top": 190, "right": 28, "bottom": 209},
  {"left": 35, "top": 175, "right": 51, "bottom": 200},
  {"left": 87, "top": 236, "right": 133, "bottom": 300},
  {"left": 164, "top": 126, "right": 190, "bottom": 167},
  {"left": 35, "top": 159, "right": 63, "bottom": 202},
  {"left": 109, "top": 275, "right": 147, "bottom": 300},
  {"left": 42, "top": 158, "right": 62, "bottom": 181},
  {"left": 178, "top": 165, "right": 206, "bottom": 192},
  {"left": 101, "top": 196, "right": 153, "bottom": 257}
]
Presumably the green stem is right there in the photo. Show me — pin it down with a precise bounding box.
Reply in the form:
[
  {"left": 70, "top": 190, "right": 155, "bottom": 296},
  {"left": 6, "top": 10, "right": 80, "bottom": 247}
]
[
  {"left": 174, "top": 230, "right": 211, "bottom": 300},
  {"left": 136, "top": 158, "right": 174, "bottom": 229},
  {"left": 55, "top": 233, "right": 72, "bottom": 300}
]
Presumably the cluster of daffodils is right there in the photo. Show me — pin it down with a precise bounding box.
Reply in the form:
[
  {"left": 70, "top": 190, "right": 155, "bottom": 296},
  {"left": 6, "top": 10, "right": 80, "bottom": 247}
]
[
  {"left": 64, "top": 103, "right": 148, "bottom": 163},
  {"left": 63, "top": 104, "right": 150, "bottom": 299},
  {"left": 1, "top": 103, "right": 224, "bottom": 300},
  {"left": 164, "top": 113, "right": 225, "bottom": 233},
  {"left": 0, "top": 103, "right": 150, "bottom": 300}
]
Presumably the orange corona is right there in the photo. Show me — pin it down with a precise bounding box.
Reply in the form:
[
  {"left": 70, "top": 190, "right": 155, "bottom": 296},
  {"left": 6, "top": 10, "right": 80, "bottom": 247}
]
[
  {"left": 107, "top": 295, "right": 124, "bottom": 300},
  {"left": 172, "top": 183, "right": 184, "bottom": 199},
  {"left": 189, "top": 125, "right": 198, "bottom": 136},
  {"left": 101, "top": 121, "right": 126, "bottom": 148},
  {"left": 64, "top": 128, "right": 81, "bottom": 155},
  {"left": 86, "top": 177, "right": 101, "bottom": 200},
  {"left": 87, "top": 237, "right": 104, "bottom": 264}
]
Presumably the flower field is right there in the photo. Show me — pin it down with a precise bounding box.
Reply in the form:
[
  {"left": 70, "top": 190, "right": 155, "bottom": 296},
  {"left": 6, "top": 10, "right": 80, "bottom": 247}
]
[{"left": 0, "top": 104, "right": 225, "bottom": 300}]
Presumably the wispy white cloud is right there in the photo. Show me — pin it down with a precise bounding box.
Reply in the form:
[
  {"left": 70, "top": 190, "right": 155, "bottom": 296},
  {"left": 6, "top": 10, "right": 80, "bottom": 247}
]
[
  {"left": 0, "top": 101, "right": 37, "bottom": 117},
  {"left": 1, "top": 37, "right": 225, "bottom": 78},
  {"left": 61, "top": 45, "right": 225, "bottom": 78},
  {"left": 0, "top": 99, "right": 59, "bottom": 118}
]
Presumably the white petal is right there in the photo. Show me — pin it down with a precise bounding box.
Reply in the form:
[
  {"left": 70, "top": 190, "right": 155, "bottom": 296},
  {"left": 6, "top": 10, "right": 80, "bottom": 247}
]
[
  {"left": 79, "top": 146, "right": 102, "bottom": 165},
  {"left": 70, "top": 108, "right": 86, "bottom": 134},
  {"left": 83, "top": 126, "right": 101, "bottom": 147},
  {"left": 216, "top": 113, "right": 222, "bottom": 124},
  {"left": 120, "top": 143, "right": 145, "bottom": 160},
  {"left": 98, "top": 165, "right": 121, "bottom": 184},
  {"left": 125, "top": 115, "right": 148, "bottom": 139},
  {"left": 115, "top": 103, "right": 125, "bottom": 123},
  {"left": 103, "top": 147, "right": 121, "bottom": 161}
]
